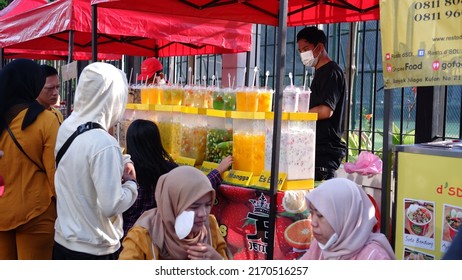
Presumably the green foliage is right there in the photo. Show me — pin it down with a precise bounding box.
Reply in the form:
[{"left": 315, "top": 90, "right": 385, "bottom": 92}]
[
  {"left": 347, "top": 122, "right": 414, "bottom": 162},
  {"left": 0, "top": 0, "right": 9, "bottom": 10}
]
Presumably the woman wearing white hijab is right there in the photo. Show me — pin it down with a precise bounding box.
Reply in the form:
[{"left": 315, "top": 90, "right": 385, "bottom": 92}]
[
  {"left": 119, "top": 166, "right": 229, "bottom": 260},
  {"left": 301, "top": 178, "right": 395, "bottom": 260}
]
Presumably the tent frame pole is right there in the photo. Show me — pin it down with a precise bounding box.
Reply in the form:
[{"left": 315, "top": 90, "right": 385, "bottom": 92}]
[
  {"left": 267, "top": 0, "right": 287, "bottom": 260},
  {"left": 91, "top": 4, "right": 98, "bottom": 62}
]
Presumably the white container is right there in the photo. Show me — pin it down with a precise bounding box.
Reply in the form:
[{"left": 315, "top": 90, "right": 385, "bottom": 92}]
[{"left": 265, "top": 112, "right": 317, "bottom": 180}]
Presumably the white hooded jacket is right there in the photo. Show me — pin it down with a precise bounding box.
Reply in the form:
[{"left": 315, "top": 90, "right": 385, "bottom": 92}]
[{"left": 54, "top": 62, "right": 137, "bottom": 255}]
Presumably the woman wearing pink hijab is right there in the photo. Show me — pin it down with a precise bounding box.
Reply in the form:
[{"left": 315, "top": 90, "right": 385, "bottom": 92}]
[{"left": 301, "top": 178, "right": 395, "bottom": 260}]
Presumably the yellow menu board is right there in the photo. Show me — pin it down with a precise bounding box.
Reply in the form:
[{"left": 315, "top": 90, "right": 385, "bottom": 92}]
[
  {"left": 380, "top": 0, "right": 462, "bottom": 89},
  {"left": 396, "top": 151, "right": 462, "bottom": 260}
]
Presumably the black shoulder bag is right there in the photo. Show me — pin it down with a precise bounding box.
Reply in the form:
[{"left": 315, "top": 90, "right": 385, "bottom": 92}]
[
  {"left": 6, "top": 125, "right": 46, "bottom": 172},
  {"left": 56, "top": 122, "right": 104, "bottom": 167}
]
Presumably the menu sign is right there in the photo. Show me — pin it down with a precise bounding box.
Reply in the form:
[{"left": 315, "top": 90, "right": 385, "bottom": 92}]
[
  {"left": 380, "top": 0, "right": 462, "bottom": 88},
  {"left": 396, "top": 151, "right": 462, "bottom": 259}
]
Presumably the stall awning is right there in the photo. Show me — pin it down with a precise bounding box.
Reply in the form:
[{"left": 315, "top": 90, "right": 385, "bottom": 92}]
[
  {"left": 91, "top": 0, "right": 380, "bottom": 26},
  {"left": 0, "top": 0, "right": 252, "bottom": 59}
]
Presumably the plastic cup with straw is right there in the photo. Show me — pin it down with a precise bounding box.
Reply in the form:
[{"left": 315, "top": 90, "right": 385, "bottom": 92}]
[
  {"left": 282, "top": 72, "right": 299, "bottom": 112},
  {"left": 245, "top": 66, "right": 259, "bottom": 111},
  {"left": 236, "top": 67, "right": 248, "bottom": 111},
  {"left": 258, "top": 70, "right": 273, "bottom": 112},
  {"left": 298, "top": 70, "right": 311, "bottom": 112}
]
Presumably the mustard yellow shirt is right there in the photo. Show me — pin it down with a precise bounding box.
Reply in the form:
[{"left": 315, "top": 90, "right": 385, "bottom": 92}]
[
  {"left": 0, "top": 109, "right": 59, "bottom": 230},
  {"left": 119, "top": 215, "right": 229, "bottom": 260}
]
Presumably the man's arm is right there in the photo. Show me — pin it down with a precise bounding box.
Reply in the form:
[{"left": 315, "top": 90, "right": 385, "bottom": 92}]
[{"left": 309, "top": 104, "right": 333, "bottom": 120}]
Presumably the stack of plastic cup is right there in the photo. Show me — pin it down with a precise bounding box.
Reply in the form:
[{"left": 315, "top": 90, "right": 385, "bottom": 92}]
[
  {"left": 282, "top": 86, "right": 300, "bottom": 112},
  {"left": 212, "top": 88, "right": 225, "bottom": 110},
  {"left": 183, "top": 85, "right": 195, "bottom": 107},
  {"left": 257, "top": 88, "right": 273, "bottom": 112},
  {"left": 223, "top": 88, "right": 236, "bottom": 111},
  {"left": 193, "top": 86, "right": 205, "bottom": 108},
  {"left": 297, "top": 88, "right": 311, "bottom": 112},
  {"left": 236, "top": 86, "right": 248, "bottom": 111}
]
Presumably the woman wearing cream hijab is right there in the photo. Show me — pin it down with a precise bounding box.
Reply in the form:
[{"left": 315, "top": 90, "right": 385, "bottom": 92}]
[
  {"left": 119, "top": 166, "right": 229, "bottom": 260},
  {"left": 301, "top": 178, "right": 395, "bottom": 260}
]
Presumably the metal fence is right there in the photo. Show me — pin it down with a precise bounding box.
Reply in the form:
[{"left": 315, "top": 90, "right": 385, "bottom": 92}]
[{"left": 160, "top": 21, "right": 462, "bottom": 163}]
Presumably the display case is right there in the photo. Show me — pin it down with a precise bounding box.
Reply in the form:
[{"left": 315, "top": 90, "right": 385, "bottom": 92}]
[
  {"left": 265, "top": 112, "right": 317, "bottom": 182},
  {"left": 231, "top": 111, "right": 266, "bottom": 174},
  {"left": 156, "top": 105, "right": 181, "bottom": 159},
  {"left": 180, "top": 106, "right": 207, "bottom": 165},
  {"left": 206, "top": 109, "right": 233, "bottom": 163}
]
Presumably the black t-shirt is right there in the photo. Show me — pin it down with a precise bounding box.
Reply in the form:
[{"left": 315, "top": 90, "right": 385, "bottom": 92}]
[{"left": 309, "top": 61, "right": 347, "bottom": 169}]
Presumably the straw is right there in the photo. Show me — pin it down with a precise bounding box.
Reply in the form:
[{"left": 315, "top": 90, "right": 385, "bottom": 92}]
[
  {"left": 242, "top": 67, "right": 246, "bottom": 87},
  {"left": 289, "top": 72, "right": 293, "bottom": 87},
  {"left": 252, "top": 66, "right": 259, "bottom": 88},
  {"left": 135, "top": 73, "right": 139, "bottom": 84},
  {"left": 188, "top": 67, "right": 192, "bottom": 86},
  {"left": 228, "top": 73, "right": 231, "bottom": 88},
  {"left": 150, "top": 73, "right": 157, "bottom": 86},
  {"left": 265, "top": 70, "right": 270, "bottom": 89},
  {"left": 128, "top": 68, "right": 133, "bottom": 85},
  {"left": 212, "top": 75, "right": 216, "bottom": 87},
  {"left": 232, "top": 76, "right": 235, "bottom": 89},
  {"left": 303, "top": 70, "right": 308, "bottom": 91},
  {"left": 202, "top": 75, "right": 207, "bottom": 87},
  {"left": 216, "top": 74, "right": 220, "bottom": 88}
]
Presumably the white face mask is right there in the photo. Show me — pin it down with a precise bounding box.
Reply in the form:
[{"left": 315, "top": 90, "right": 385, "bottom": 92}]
[
  {"left": 300, "top": 45, "right": 320, "bottom": 67},
  {"left": 317, "top": 233, "right": 338, "bottom": 251}
]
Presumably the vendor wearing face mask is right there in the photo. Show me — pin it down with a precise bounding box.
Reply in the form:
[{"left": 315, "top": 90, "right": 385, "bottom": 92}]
[{"left": 297, "top": 26, "right": 347, "bottom": 181}]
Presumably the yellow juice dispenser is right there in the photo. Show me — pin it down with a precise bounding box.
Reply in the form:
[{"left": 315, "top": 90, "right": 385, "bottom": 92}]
[
  {"left": 206, "top": 109, "right": 233, "bottom": 164},
  {"left": 180, "top": 107, "right": 207, "bottom": 165},
  {"left": 265, "top": 112, "right": 317, "bottom": 186},
  {"left": 231, "top": 111, "right": 266, "bottom": 174},
  {"left": 155, "top": 105, "right": 181, "bottom": 159}
]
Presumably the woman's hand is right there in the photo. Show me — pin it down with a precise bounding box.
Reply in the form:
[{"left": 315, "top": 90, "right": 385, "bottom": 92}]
[
  {"left": 216, "top": 156, "right": 233, "bottom": 175},
  {"left": 187, "top": 243, "right": 223, "bottom": 260}
]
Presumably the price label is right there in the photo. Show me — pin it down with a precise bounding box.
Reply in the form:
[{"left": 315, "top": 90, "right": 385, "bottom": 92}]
[
  {"left": 200, "top": 161, "right": 219, "bottom": 174},
  {"left": 223, "top": 170, "right": 253, "bottom": 186},
  {"left": 254, "top": 170, "right": 287, "bottom": 190},
  {"left": 176, "top": 156, "right": 196, "bottom": 167}
]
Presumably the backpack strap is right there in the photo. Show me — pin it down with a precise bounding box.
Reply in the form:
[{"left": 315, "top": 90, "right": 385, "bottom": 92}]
[{"left": 56, "top": 122, "right": 104, "bottom": 167}]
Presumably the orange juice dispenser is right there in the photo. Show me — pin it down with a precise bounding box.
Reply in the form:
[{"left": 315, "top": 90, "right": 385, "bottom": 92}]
[
  {"left": 180, "top": 107, "right": 207, "bottom": 165},
  {"left": 231, "top": 111, "right": 266, "bottom": 174},
  {"left": 265, "top": 112, "right": 317, "bottom": 183},
  {"left": 155, "top": 105, "right": 181, "bottom": 159},
  {"left": 206, "top": 109, "right": 233, "bottom": 163}
]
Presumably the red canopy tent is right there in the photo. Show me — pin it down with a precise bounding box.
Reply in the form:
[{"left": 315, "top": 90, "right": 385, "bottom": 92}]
[
  {"left": 0, "top": 0, "right": 121, "bottom": 61},
  {"left": 0, "top": 0, "right": 46, "bottom": 19},
  {"left": 0, "top": 0, "right": 252, "bottom": 60},
  {"left": 91, "top": 0, "right": 379, "bottom": 26},
  {"left": 91, "top": 0, "right": 382, "bottom": 260}
]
